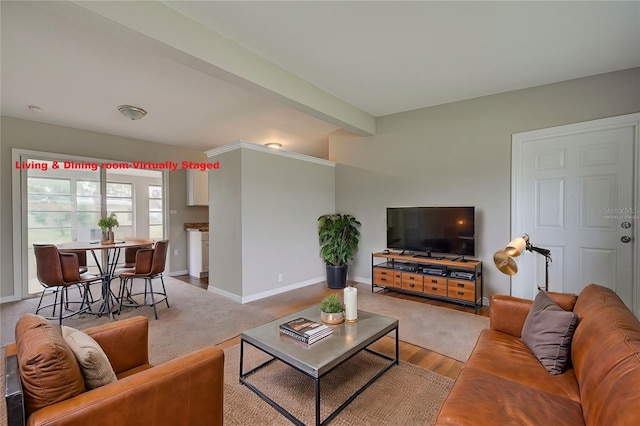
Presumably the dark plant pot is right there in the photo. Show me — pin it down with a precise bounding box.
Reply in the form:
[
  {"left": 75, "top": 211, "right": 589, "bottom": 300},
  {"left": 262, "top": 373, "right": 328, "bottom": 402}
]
[{"left": 326, "top": 264, "right": 348, "bottom": 289}]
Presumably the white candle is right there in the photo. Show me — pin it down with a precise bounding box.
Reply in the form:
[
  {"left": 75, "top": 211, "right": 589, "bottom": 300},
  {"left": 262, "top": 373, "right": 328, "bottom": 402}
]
[{"left": 344, "top": 286, "right": 358, "bottom": 322}]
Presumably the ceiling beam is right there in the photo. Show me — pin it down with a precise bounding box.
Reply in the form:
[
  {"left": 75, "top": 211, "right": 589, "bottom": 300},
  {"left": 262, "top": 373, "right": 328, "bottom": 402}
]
[{"left": 65, "top": 0, "right": 375, "bottom": 136}]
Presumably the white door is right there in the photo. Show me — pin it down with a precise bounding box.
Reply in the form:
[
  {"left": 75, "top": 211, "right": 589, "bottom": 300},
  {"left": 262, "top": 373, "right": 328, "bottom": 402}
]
[{"left": 512, "top": 114, "right": 639, "bottom": 315}]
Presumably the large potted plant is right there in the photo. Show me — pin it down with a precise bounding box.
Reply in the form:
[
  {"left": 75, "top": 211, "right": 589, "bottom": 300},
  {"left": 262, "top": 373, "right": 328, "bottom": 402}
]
[{"left": 318, "top": 213, "right": 361, "bottom": 289}]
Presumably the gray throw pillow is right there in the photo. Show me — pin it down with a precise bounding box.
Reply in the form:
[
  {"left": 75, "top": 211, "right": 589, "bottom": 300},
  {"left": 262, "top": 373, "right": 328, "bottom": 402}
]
[{"left": 521, "top": 290, "right": 578, "bottom": 375}]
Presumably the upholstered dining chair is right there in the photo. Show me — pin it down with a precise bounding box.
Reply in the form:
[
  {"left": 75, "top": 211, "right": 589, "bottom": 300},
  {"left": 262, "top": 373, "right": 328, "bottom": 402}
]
[
  {"left": 117, "top": 240, "right": 170, "bottom": 319},
  {"left": 63, "top": 249, "right": 88, "bottom": 273},
  {"left": 62, "top": 249, "right": 96, "bottom": 303},
  {"left": 122, "top": 243, "right": 152, "bottom": 269},
  {"left": 33, "top": 244, "right": 102, "bottom": 325}
]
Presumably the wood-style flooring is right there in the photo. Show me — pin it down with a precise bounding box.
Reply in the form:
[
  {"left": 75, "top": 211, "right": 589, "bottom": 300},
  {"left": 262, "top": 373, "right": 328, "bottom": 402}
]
[{"left": 173, "top": 275, "right": 489, "bottom": 381}]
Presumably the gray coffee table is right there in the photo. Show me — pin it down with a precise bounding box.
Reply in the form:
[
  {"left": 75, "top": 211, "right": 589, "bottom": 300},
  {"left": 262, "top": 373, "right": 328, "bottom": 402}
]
[{"left": 240, "top": 305, "right": 399, "bottom": 426}]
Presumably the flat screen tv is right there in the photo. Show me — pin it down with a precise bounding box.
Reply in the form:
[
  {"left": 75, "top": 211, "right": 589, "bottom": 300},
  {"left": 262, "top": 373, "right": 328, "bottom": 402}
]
[{"left": 386, "top": 207, "right": 475, "bottom": 257}]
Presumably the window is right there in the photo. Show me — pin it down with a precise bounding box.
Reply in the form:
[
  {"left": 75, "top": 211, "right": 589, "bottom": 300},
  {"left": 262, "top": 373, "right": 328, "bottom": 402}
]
[
  {"left": 77, "top": 180, "right": 101, "bottom": 233},
  {"left": 149, "top": 185, "right": 163, "bottom": 238},
  {"left": 14, "top": 150, "right": 166, "bottom": 297},
  {"left": 106, "top": 182, "right": 133, "bottom": 239},
  {"left": 27, "top": 175, "right": 72, "bottom": 245}
]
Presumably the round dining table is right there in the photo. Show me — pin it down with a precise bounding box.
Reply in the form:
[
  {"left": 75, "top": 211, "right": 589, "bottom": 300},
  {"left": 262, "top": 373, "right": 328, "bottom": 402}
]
[{"left": 56, "top": 238, "right": 155, "bottom": 320}]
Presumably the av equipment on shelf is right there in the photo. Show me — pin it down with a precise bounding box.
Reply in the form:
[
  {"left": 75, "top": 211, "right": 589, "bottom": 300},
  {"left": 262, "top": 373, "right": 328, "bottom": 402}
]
[
  {"left": 421, "top": 267, "right": 447, "bottom": 276},
  {"left": 450, "top": 271, "right": 475, "bottom": 280},
  {"left": 396, "top": 263, "right": 417, "bottom": 272}
]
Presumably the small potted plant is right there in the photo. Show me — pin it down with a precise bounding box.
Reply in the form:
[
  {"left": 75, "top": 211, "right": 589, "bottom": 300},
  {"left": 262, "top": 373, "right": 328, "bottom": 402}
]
[
  {"left": 97, "top": 213, "right": 119, "bottom": 244},
  {"left": 319, "top": 293, "right": 345, "bottom": 324}
]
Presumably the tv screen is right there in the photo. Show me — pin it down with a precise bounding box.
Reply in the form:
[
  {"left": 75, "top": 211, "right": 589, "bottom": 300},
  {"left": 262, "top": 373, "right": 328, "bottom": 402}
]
[{"left": 386, "top": 207, "right": 475, "bottom": 256}]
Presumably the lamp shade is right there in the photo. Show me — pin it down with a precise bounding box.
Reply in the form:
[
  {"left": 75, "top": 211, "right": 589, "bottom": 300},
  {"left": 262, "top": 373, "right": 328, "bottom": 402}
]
[
  {"left": 493, "top": 250, "right": 518, "bottom": 275},
  {"left": 505, "top": 235, "right": 528, "bottom": 257}
]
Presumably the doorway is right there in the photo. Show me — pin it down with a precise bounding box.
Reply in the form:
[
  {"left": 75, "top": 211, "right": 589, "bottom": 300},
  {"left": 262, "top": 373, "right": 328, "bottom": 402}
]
[{"left": 511, "top": 113, "right": 639, "bottom": 316}]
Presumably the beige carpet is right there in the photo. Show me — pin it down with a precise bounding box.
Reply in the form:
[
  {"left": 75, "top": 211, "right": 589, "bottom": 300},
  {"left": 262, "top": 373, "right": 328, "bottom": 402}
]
[
  {"left": 0, "top": 277, "right": 276, "bottom": 364},
  {"left": 225, "top": 344, "right": 453, "bottom": 425},
  {"left": 1, "top": 279, "right": 487, "bottom": 364},
  {"left": 355, "top": 283, "right": 489, "bottom": 362}
]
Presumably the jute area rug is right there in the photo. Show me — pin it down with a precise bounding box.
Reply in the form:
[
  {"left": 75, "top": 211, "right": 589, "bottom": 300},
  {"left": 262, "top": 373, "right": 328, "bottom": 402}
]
[{"left": 224, "top": 344, "right": 453, "bottom": 425}]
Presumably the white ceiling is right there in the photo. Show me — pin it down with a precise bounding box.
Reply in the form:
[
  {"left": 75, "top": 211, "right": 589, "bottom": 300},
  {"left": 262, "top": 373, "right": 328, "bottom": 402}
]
[{"left": 2, "top": 1, "right": 639, "bottom": 158}]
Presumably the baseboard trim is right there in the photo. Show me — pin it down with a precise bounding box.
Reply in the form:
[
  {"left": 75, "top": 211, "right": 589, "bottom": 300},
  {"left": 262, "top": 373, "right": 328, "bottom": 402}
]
[
  {"left": 207, "top": 286, "right": 242, "bottom": 303},
  {"left": 208, "top": 277, "right": 326, "bottom": 304},
  {"left": 0, "top": 295, "right": 20, "bottom": 304},
  {"left": 351, "top": 276, "right": 371, "bottom": 285},
  {"left": 167, "top": 270, "right": 189, "bottom": 277}
]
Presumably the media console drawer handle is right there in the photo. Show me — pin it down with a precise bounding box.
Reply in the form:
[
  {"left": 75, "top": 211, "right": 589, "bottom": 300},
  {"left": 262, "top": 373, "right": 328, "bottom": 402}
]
[
  {"left": 409, "top": 283, "right": 415, "bottom": 288},
  {"left": 457, "top": 291, "right": 464, "bottom": 296},
  {"left": 430, "top": 279, "right": 437, "bottom": 283},
  {"left": 431, "top": 287, "right": 438, "bottom": 291},
  {"left": 457, "top": 283, "right": 464, "bottom": 288}
]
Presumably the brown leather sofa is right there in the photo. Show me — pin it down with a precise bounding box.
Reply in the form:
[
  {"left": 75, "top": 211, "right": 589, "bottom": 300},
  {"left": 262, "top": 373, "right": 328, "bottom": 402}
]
[
  {"left": 436, "top": 283, "right": 640, "bottom": 425},
  {"left": 5, "top": 315, "right": 224, "bottom": 426}
]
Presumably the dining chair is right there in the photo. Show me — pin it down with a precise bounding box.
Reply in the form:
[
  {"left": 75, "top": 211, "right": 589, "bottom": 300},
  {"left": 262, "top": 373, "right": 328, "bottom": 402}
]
[
  {"left": 118, "top": 240, "right": 170, "bottom": 319},
  {"left": 62, "top": 249, "right": 96, "bottom": 303},
  {"left": 63, "top": 249, "right": 88, "bottom": 273},
  {"left": 122, "top": 244, "right": 153, "bottom": 269},
  {"left": 33, "top": 244, "right": 103, "bottom": 325}
]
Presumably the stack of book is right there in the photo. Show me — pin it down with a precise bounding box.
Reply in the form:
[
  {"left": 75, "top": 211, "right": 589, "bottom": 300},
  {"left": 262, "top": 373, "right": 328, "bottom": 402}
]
[{"left": 279, "top": 317, "right": 333, "bottom": 345}]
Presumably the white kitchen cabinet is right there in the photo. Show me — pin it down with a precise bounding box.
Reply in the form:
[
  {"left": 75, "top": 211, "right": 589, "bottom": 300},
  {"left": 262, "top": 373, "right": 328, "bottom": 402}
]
[
  {"left": 188, "top": 230, "right": 209, "bottom": 278},
  {"left": 187, "top": 169, "right": 209, "bottom": 206}
]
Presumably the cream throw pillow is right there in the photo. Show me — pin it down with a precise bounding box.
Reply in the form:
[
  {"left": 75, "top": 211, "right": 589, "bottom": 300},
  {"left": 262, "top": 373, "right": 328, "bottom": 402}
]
[{"left": 61, "top": 326, "right": 117, "bottom": 389}]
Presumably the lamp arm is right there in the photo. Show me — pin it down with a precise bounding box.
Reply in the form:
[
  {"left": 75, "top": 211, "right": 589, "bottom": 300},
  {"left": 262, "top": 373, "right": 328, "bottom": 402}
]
[{"left": 526, "top": 244, "right": 551, "bottom": 258}]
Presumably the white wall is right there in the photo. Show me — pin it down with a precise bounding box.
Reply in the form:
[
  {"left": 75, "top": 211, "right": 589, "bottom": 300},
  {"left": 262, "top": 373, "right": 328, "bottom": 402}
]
[
  {"left": 207, "top": 142, "right": 335, "bottom": 301},
  {"left": 208, "top": 149, "right": 243, "bottom": 296},
  {"left": 330, "top": 68, "right": 640, "bottom": 299}
]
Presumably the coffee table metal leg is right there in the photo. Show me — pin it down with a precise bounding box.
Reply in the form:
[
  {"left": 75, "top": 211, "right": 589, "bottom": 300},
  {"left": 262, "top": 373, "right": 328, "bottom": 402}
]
[
  {"left": 240, "top": 326, "right": 398, "bottom": 426},
  {"left": 239, "top": 340, "right": 302, "bottom": 425},
  {"left": 315, "top": 378, "right": 321, "bottom": 426}
]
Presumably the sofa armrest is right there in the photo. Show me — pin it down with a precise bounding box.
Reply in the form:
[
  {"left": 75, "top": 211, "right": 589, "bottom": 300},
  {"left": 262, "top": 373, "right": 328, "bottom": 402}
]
[
  {"left": 26, "top": 345, "right": 224, "bottom": 426},
  {"left": 84, "top": 316, "right": 149, "bottom": 374},
  {"left": 5, "top": 354, "right": 26, "bottom": 426},
  {"left": 489, "top": 294, "right": 533, "bottom": 338}
]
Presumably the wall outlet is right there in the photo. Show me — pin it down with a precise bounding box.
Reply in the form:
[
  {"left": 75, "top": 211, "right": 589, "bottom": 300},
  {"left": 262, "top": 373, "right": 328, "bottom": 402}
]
[
  {"left": 174, "top": 249, "right": 178, "bottom": 256},
  {"left": 278, "top": 273, "right": 283, "bottom": 282}
]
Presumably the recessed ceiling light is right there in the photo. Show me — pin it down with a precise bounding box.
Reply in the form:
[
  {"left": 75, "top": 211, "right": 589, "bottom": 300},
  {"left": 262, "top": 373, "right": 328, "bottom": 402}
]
[
  {"left": 265, "top": 143, "right": 282, "bottom": 149},
  {"left": 27, "top": 105, "right": 44, "bottom": 113},
  {"left": 117, "top": 105, "right": 147, "bottom": 120}
]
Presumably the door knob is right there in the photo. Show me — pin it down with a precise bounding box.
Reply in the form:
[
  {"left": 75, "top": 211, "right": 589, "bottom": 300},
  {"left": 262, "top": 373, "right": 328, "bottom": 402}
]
[{"left": 621, "top": 236, "right": 632, "bottom": 243}]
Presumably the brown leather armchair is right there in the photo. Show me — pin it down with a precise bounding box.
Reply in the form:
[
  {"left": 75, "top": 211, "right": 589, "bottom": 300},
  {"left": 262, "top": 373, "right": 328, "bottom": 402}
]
[{"left": 4, "top": 315, "right": 224, "bottom": 426}]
